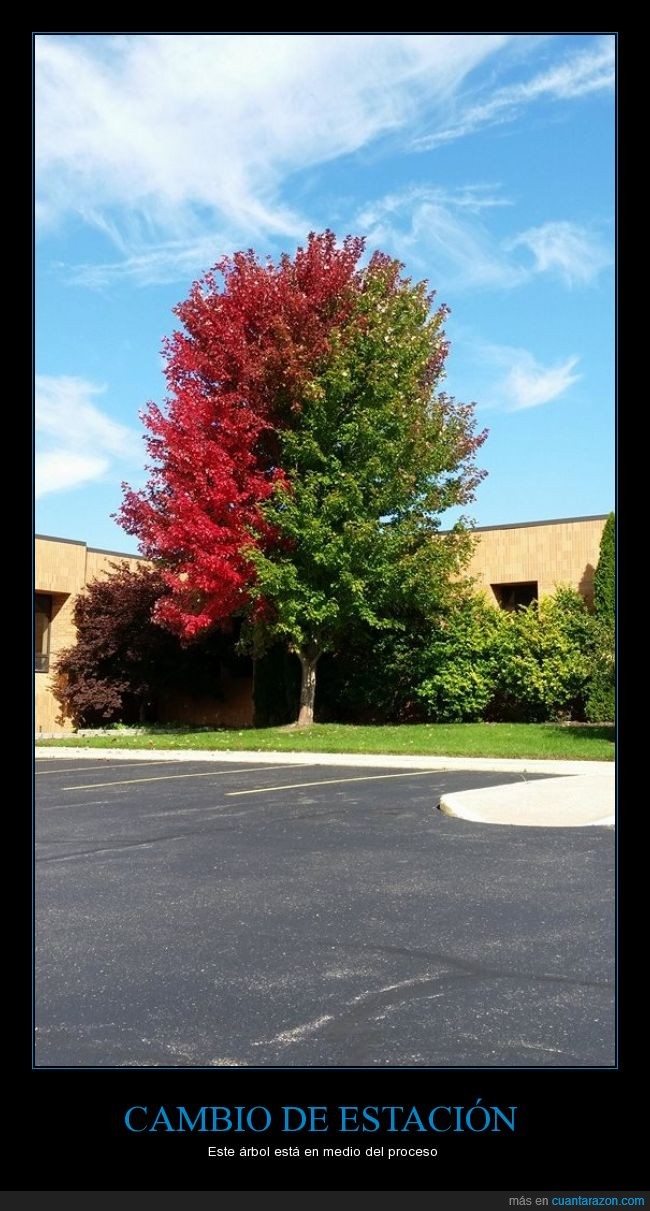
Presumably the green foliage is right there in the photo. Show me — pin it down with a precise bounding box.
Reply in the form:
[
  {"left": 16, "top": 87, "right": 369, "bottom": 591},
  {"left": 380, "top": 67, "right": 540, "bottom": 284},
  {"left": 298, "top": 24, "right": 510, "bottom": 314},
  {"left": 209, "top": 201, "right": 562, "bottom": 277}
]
[
  {"left": 593, "top": 512, "right": 615, "bottom": 623},
  {"left": 495, "top": 587, "right": 595, "bottom": 722},
  {"left": 311, "top": 586, "right": 599, "bottom": 726},
  {"left": 586, "top": 618, "right": 615, "bottom": 722},
  {"left": 246, "top": 255, "right": 486, "bottom": 697},
  {"left": 587, "top": 513, "right": 615, "bottom": 721},
  {"left": 315, "top": 621, "right": 432, "bottom": 723},
  {"left": 415, "top": 593, "right": 503, "bottom": 722}
]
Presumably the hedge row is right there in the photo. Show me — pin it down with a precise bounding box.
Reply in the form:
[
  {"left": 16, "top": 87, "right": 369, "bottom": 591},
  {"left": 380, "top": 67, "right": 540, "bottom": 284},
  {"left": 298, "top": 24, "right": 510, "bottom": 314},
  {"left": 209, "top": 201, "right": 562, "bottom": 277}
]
[{"left": 255, "top": 585, "right": 613, "bottom": 725}]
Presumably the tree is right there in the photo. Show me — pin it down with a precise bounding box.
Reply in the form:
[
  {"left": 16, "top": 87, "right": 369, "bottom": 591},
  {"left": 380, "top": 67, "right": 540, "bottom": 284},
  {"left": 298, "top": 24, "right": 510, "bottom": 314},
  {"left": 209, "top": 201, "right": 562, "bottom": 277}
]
[
  {"left": 53, "top": 564, "right": 229, "bottom": 728},
  {"left": 119, "top": 232, "right": 487, "bottom": 725},
  {"left": 586, "top": 512, "right": 615, "bottom": 721},
  {"left": 118, "top": 232, "right": 364, "bottom": 636},
  {"left": 245, "top": 252, "right": 487, "bottom": 722},
  {"left": 593, "top": 512, "right": 615, "bottom": 624}
]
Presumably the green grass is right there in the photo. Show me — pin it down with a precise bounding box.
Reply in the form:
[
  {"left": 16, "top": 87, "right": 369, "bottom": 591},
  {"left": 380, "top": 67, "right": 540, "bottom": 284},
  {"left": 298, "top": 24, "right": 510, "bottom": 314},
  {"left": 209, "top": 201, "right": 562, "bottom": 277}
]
[{"left": 36, "top": 722, "right": 614, "bottom": 761}]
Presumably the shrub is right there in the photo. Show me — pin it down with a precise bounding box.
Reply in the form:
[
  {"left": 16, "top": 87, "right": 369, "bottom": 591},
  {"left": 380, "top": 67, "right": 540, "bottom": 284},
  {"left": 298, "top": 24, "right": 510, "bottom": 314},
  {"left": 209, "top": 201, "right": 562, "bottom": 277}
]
[
  {"left": 495, "top": 586, "right": 595, "bottom": 722},
  {"left": 313, "top": 621, "right": 431, "bottom": 723},
  {"left": 300, "top": 585, "right": 599, "bottom": 725},
  {"left": 53, "top": 564, "right": 231, "bottom": 728},
  {"left": 415, "top": 593, "right": 503, "bottom": 721}
]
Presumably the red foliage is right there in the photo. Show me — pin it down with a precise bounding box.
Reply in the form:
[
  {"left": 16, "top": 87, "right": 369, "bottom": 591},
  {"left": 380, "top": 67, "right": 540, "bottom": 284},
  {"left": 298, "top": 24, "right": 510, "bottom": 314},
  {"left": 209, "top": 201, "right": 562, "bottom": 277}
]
[{"left": 118, "top": 231, "right": 365, "bottom": 637}]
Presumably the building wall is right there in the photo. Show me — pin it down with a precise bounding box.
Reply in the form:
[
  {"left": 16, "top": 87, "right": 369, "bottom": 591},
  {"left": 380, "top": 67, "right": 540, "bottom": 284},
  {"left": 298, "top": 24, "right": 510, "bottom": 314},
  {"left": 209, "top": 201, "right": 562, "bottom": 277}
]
[
  {"left": 35, "top": 535, "right": 256, "bottom": 735},
  {"left": 35, "top": 536, "right": 148, "bottom": 735},
  {"left": 36, "top": 516, "right": 609, "bottom": 733},
  {"left": 464, "top": 515, "right": 608, "bottom": 607}
]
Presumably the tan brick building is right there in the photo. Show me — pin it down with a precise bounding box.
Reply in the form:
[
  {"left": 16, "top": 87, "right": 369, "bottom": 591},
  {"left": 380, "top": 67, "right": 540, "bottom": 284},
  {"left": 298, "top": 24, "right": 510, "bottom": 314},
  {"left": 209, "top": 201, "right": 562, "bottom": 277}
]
[
  {"left": 35, "top": 514, "right": 609, "bottom": 734},
  {"left": 463, "top": 514, "right": 608, "bottom": 610},
  {"left": 35, "top": 533, "right": 256, "bottom": 736},
  {"left": 35, "top": 535, "right": 147, "bottom": 735}
]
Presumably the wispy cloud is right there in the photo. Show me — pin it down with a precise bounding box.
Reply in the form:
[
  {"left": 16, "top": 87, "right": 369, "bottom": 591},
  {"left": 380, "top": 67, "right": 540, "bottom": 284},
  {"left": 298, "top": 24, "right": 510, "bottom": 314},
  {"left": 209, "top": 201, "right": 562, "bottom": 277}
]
[
  {"left": 357, "top": 184, "right": 526, "bottom": 291},
  {"left": 506, "top": 220, "right": 612, "bottom": 287},
  {"left": 359, "top": 183, "right": 512, "bottom": 223},
  {"left": 357, "top": 186, "right": 609, "bottom": 294},
  {"left": 413, "top": 35, "right": 614, "bottom": 149},
  {"left": 472, "top": 343, "right": 582, "bottom": 411},
  {"left": 64, "top": 235, "right": 233, "bottom": 289},
  {"left": 36, "top": 33, "right": 511, "bottom": 285},
  {"left": 502, "top": 352, "right": 581, "bottom": 410},
  {"left": 35, "top": 374, "right": 135, "bottom": 497}
]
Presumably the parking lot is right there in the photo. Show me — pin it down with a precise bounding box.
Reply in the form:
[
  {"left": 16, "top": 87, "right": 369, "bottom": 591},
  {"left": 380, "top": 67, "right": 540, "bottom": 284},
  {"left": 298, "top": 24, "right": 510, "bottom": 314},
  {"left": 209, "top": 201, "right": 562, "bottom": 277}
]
[{"left": 35, "top": 757, "right": 615, "bottom": 1068}]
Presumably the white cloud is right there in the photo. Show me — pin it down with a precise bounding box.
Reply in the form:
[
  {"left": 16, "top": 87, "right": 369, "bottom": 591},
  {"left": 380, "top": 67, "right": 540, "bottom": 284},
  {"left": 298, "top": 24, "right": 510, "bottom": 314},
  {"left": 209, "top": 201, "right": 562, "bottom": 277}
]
[
  {"left": 357, "top": 187, "right": 610, "bottom": 294},
  {"left": 413, "top": 35, "right": 614, "bottom": 149},
  {"left": 35, "top": 35, "right": 614, "bottom": 289},
  {"left": 496, "top": 350, "right": 581, "bottom": 410},
  {"left": 507, "top": 221, "right": 612, "bottom": 286},
  {"left": 447, "top": 331, "right": 582, "bottom": 412},
  {"left": 35, "top": 33, "right": 511, "bottom": 283},
  {"left": 359, "top": 183, "right": 512, "bottom": 224},
  {"left": 35, "top": 374, "right": 135, "bottom": 498},
  {"left": 357, "top": 185, "right": 526, "bottom": 292},
  {"left": 36, "top": 449, "right": 109, "bottom": 497}
]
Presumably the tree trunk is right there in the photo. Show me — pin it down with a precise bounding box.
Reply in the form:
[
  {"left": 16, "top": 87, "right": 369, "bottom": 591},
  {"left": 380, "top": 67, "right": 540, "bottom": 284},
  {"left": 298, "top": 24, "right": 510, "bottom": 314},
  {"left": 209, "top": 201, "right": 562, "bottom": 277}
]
[{"left": 297, "top": 650, "right": 320, "bottom": 726}]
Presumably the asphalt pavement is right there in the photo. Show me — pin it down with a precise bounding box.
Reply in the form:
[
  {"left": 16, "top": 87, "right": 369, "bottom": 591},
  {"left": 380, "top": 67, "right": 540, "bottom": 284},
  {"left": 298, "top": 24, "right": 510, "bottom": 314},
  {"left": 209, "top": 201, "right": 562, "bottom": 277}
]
[{"left": 34, "top": 757, "right": 615, "bottom": 1068}]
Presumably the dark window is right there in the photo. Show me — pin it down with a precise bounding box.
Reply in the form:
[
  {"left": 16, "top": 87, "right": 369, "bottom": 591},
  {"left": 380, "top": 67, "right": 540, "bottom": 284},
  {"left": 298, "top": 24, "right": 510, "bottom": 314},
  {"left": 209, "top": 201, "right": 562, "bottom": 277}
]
[
  {"left": 491, "top": 581, "right": 538, "bottom": 611},
  {"left": 35, "top": 594, "right": 52, "bottom": 672}
]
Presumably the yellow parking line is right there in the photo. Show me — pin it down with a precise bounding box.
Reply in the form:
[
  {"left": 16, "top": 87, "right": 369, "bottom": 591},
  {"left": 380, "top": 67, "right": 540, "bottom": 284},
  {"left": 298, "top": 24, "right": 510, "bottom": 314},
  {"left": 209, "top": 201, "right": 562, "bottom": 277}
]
[
  {"left": 226, "top": 770, "right": 440, "bottom": 796},
  {"left": 62, "top": 763, "right": 307, "bottom": 791},
  {"left": 36, "top": 761, "right": 184, "bottom": 776}
]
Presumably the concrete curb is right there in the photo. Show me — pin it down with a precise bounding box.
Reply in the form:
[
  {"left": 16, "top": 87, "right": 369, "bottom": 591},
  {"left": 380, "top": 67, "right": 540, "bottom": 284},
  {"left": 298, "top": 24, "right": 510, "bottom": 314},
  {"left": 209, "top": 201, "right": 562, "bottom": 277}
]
[
  {"left": 34, "top": 745, "right": 615, "bottom": 777},
  {"left": 439, "top": 773, "right": 615, "bottom": 829}
]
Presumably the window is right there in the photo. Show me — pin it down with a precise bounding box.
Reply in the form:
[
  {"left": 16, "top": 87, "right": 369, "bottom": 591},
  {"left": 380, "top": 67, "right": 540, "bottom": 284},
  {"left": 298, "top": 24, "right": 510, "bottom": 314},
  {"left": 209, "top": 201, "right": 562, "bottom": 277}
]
[
  {"left": 491, "top": 581, "right": 538, "bottom": 611},
  {"left": 35, "top": 594, "right": 52, "bottom": 672}
]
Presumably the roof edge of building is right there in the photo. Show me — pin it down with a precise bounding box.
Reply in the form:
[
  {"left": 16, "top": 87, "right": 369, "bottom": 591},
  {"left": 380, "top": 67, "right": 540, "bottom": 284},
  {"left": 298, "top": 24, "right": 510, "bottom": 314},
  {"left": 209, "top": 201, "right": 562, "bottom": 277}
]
[
  {"left": 87, "top": 546, "right": 148, "bottom": 560},
  {"left": 442, "top": 513, "right": 610, "bottom": 534},
  {"left": 37, "top": 514, "right": 611, "bottom": 553},
  {"left": 35, "top": 534, "right": 146, "bottom": 561}
]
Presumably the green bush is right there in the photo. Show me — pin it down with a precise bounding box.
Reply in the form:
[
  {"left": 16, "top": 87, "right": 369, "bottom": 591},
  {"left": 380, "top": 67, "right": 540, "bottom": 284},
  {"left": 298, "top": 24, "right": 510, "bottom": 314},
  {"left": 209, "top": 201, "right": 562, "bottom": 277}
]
[
  {"left": 415, "top": 586, "right": 597, "bottom": 724},
  {"left": 415, "top": 593, "right": 503, "bottom": 721},
  {"left": 314, "top": 621, "right": 431, "bottom": 723},
  {"left": 255, "top": 584, "right": 606, "bottom": 727},
  {"left": 495, "top": 586, "right": 595, "bottom": 722},
  {"left": 314, "top": 589, "right": 502, "bottom": 725}
]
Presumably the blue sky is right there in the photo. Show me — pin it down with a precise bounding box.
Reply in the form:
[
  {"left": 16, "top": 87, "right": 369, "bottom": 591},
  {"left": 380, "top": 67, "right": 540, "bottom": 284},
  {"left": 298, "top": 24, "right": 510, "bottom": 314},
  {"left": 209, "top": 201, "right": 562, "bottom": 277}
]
[{"left": 35, "top": 32, "right": 615, "bottom": 553}]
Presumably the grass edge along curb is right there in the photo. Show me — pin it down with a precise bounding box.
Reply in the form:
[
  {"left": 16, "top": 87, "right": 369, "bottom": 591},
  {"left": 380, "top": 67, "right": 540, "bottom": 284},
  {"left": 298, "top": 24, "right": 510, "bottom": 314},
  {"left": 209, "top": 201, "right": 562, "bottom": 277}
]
[{"left": 36, "top": 722, "right": 615, "bottom": 762}]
